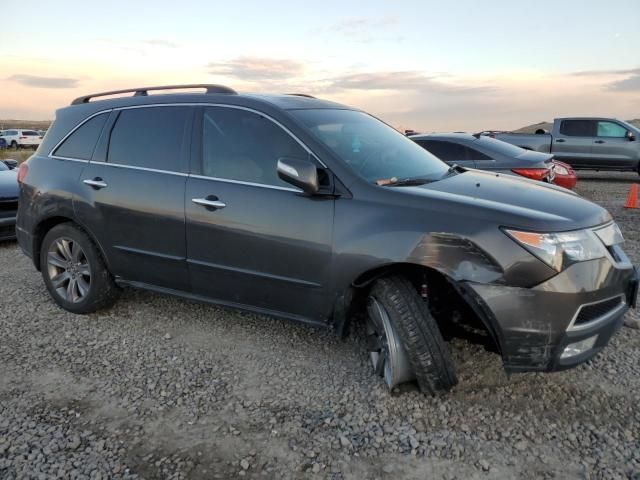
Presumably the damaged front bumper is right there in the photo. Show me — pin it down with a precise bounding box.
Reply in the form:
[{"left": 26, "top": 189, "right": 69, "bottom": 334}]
[{"left": 461, "top": 258, "right": 638, "bottom": 372}]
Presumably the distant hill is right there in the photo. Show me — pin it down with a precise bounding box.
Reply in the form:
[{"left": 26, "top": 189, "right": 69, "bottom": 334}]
[
  {"left": 0, "top": 120, "right": 52, "bottom": 130},
  {"left": 515, "top": 119, "right": 640, "bottom": 133}
]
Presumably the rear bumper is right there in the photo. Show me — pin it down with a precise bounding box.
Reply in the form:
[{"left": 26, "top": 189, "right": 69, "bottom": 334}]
[
  {"left": 0, "top": 215, "right": 17, "bottom": 241},
  {"left": 462, "top": 258, "right": 638, "bottom": 372}
]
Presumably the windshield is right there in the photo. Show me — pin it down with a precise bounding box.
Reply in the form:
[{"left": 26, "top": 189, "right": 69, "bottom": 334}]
[
  {"left": 291, "top": 109, "right": 449, "bottom": 183},
  {"left": 618, "top": 120, "right": 640, "bottom": 134},
  {"left": 0, "top": 162, "right": 8, "bottom": 172}
]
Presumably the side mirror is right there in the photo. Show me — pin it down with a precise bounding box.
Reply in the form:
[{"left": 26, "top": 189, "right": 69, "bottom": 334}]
[
  {"left": 277, "top": 157, "right": 319, "bottom": 194},
  {"left": 626, "top": 131, "right": 636, "bottom": 141},
  {"left": 2, "top": 159, "right": 18, "bottom": 169}
]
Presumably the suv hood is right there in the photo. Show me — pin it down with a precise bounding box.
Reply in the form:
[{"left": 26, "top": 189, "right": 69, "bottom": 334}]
[
  {"left": 0, "top": 170, "right": 19, "bottom": 199},
  {"left": 407, "top": 170, "right": 609, "bottom": 232}
]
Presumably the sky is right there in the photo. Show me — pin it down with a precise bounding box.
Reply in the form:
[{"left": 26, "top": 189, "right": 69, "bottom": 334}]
[{"left": 2, "top": 0, "right": 639, "bottom": 131}]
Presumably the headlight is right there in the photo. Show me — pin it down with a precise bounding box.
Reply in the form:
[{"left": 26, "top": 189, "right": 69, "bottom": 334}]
[{"left": 504, "top": 228, "right": 610, "bottom": 271}]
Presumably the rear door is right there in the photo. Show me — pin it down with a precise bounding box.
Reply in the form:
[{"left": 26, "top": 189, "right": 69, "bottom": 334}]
[
  {"left": 590, "top": 120, "right": 636, "bottom": 169},
  {"left": 185, "top": 105, "right": 334, "bottom": 322},
  {"left": 552, "top": 120, "right": 595, "bottom": 167},
  {"left": 74, "top": 105, "right": 192, "bottom": 291},
  {"left": 414, "top": 139, "right": 477, "bottom": 168}
]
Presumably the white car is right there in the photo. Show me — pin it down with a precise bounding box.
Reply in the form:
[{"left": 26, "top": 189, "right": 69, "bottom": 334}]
[{"left": 0, "top": 129, "right": 42, "bottom": 149}]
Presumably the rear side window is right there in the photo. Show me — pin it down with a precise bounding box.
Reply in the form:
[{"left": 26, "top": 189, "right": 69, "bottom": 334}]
[
  {"left": 201, "top": 106, "right": 308, "bottom": 187},
  {"left": 23, "top": 131, "right": 39, "bottom": 136},
  {"left": 416, "top": 140, "right": 465, "bottom": 161},
  {"left": 559, "top": 120, "right": 594, "bottom": 137},
  {"left": 108, "top": 106, "right": 189, "bottom": 172},
  {"left": 416, "top": 140, "right": 491, "bottom": 161},
  {"left": 54, "top": 113, "right": 109, "bottom": 160}
]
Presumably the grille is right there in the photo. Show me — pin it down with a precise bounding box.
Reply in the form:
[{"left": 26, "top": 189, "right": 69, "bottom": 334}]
[{"left": 575, "top": 297, "right": 623, "bottom": 326}]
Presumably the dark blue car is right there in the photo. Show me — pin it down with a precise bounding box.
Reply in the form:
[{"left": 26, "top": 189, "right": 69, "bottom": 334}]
[{"left": 0, "top": 159, "right": 19, "bottom": 240}]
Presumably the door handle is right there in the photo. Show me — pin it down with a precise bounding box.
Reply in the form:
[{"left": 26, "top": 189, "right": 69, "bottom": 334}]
[
  {"left": 555, "top": 139, "right": 565, "bottom": 143},
  {"left": 83, "top": 178, "right": 108, "bottom": 189},
  {"left": 594, "top": 140, "right": 605, "bottom": 144},
  {"left": 192, "top": 197, "right": 226, "bottom": 209}
]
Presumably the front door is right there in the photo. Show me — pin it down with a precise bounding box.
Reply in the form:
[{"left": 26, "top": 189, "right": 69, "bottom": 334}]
[
  {"left": 590, "top": 120, "right": 637, "bottom": 169},
  {"left": 75, "top": 105, "right": 192, "bottom": 291},
  {"left": 185, "top": 106, "right": 334, "bottom": 322}
]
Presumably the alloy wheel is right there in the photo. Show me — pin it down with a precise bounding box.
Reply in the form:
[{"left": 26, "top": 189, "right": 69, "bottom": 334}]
[
  {"left": 366, "top": 297, "right": 415, "bottom": 388},
  {"left": 46, "top": 237, "right": 91, "bottom": 303}
]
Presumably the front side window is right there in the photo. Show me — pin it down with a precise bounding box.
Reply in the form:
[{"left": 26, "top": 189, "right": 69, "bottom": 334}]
[
  {"left": 292, "top": 109, "right": 448, "bottom": 183},
  {"left": 416, "top": 140, "right": 466, "bottom": 162},
  {"left": 54, "top": 113, "right": 109, "bottom": 160},
  {"left": 108, "top": 106, "right": 189, "bottom": 172},
  {"left": 596, "top": 121, "right": 627, "bottom": 138},
  {"left": 201, "top": 106, "right": 308, "bottom": 188},
  {"left": 559, "top": 120, "right": 594, "bottom": 137}
]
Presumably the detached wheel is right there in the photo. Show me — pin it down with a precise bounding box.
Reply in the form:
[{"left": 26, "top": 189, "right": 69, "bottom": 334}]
[
  {"left": 366, "top": 276, "right": 457, "bottom": 394},
  {"left": 41, "top": 223, "right": 120, "bottom": 314}
]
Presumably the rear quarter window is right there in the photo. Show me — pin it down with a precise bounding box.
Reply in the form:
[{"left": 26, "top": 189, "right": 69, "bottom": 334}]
[{"left": 53, "top": 113, "right": 109, "bottom": 160}]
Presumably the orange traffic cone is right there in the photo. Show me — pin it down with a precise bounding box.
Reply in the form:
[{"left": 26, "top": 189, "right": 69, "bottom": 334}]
[{"left": 624, "top": 184, "right": 639, "bottom": 209}]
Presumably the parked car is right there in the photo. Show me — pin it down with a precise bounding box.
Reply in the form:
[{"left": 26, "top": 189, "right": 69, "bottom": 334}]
[
  {"left": 495, "top": 117, "right": 640, "bottom": 175},
  {"left": 0, "top": 137, "right": 7, "bottom": 150},
  {"left": 0, "top": 160, "right": 19, "bottom": 241},
  {"left": 0, "top": 129, "right": 43, "bottom": 149},
  {"left": 410, "top": 133, "right": 577, "bottom": 189},
  {"left": 16, "top": 85, "right": 638, "bottom": 394},
  {"left": 551, "top": 160, "right": 578, "bottom": 190}
]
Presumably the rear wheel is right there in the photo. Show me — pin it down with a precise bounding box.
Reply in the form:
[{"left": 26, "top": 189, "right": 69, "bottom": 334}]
[
  {"left": 366, "top": 276, "right": 458, "bottom": 394},
  {"left": 10, "top": 141, "right": 18, "bottom": 150},
  {"left": 40, "top": 223, "right": 120, "bottom": 314}
]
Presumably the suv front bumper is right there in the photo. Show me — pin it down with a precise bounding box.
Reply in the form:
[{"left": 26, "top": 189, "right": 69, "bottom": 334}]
[{"left": 462, "top": 258, "right": 638, "bottom": 372}]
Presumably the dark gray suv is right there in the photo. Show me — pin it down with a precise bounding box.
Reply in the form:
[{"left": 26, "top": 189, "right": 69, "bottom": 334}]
[{"left": 16, "top": 85, "right": 639, "bottom": 394}]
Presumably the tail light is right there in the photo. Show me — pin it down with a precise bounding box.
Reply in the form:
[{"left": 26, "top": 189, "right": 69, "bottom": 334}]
[
  {"left": 17, "top": 162, "right": 28, "bottom": 184},
  {"left": 511, "top": 168, "right": 550, "bottom": 181}
]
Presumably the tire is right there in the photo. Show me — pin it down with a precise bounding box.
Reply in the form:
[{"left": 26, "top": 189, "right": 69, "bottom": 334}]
[
  {"left": 368, "top": 276, "right": 458, "bottom": 394},
  {"left": 10, "top": 141, "right": 18, "bottom": 150},
  {"left": 40, "top": 223, "right": 120, "bottom": 314}
]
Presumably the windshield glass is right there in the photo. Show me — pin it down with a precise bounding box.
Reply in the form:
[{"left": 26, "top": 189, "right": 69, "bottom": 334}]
[
  {"left": 291, "top": 109, "right": 449, "bottom": 183},
  {"left": 0, "top": 162, "right": 8, "bottom": 172}
]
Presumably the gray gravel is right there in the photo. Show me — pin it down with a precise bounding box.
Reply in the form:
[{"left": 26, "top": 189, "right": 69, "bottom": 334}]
[{"left": 1, "top": 172, "right": 639, "bottom": 479}]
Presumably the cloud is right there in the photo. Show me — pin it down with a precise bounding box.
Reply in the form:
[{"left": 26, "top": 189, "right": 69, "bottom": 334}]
[
  {"left": 144, "top": 39, "right": 179, "bottom": 48},
  {"left": 320, "top": 15, "right": 402, "bottom": 43},
  {"left": 207, "top": 56, "right": 304, "bottom": 81},
  {"left": 570, "top": 67, "right": 640, "bottom": 77},
  {"left": 7, "top": 74, "right": 79, "bottom": 89},
  {"left": 569, "top": 66, "right": 640, "bottom": 92},
  {"left": 325, "top": 71, "right": 495, "bottom": 95}
]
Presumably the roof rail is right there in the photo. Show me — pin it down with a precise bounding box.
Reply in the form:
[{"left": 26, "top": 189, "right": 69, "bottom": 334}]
[
  {"left": 71, "top": 84, "right": 237, "bottom": 105},
  {"left": 286, "top": 93, "right": 316, "bottom": 99}
]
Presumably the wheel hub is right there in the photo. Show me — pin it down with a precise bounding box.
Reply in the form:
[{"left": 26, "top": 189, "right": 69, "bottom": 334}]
[{"left": 366, "top": 297, "right": 415, "bottom": 389}]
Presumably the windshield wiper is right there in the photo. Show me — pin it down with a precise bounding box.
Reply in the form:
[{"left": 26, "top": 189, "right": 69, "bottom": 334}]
[{"left": 375, "top": 176, "right": 435, "bottom": 187}]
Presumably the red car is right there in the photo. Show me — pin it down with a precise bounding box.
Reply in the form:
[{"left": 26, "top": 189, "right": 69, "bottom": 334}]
[{"left": 551, "top": 160, "right": 577, "bottom": 190}]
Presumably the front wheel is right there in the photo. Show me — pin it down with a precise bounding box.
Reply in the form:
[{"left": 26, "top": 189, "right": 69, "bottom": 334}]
[
  {"left": 366, "top": 276, "right": 458, "bottom": 394},
  {"left": 40, "top": 223, "right": 120, "bottom": 314}
]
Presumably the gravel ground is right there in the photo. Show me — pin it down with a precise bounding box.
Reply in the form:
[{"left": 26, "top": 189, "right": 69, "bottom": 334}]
[{"left": 1, "top": 172, "right": 639, "bottom": 480}]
